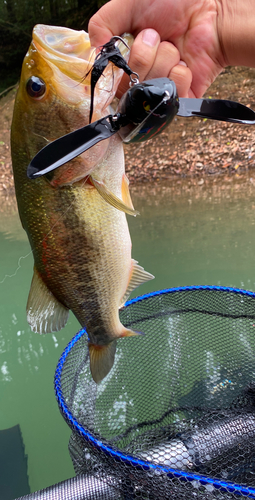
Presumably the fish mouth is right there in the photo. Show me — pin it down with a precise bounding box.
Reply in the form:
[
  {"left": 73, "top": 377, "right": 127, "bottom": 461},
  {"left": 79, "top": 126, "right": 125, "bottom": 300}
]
[
  {"left": 32, "top": 24, "right": 93, "bottom": 83},
  {"left": 31, "top": 25, "right": 132, "bottom": 111}
]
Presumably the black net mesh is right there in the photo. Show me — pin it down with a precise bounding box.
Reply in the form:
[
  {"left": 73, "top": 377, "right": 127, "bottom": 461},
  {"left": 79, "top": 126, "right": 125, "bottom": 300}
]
[{"left": 55, "top": 286, "right": 255, "bottom": 499}]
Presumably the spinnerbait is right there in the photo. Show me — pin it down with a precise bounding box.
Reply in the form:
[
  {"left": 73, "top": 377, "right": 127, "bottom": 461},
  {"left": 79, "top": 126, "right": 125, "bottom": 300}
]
[{"left": 27, "top": 36, "right": 255, "bottom": 179}]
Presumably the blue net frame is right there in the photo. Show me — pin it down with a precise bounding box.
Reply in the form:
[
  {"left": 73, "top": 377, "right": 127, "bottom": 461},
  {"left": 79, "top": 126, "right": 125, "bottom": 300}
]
[{"left": 55, "top": 286, "right": 255, "bottom": 499}]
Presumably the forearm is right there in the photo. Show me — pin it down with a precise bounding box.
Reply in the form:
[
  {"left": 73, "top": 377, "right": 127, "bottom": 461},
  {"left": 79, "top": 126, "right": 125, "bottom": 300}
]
[{"left": 217, "top": 0, "right": 255, "bottom": 67}]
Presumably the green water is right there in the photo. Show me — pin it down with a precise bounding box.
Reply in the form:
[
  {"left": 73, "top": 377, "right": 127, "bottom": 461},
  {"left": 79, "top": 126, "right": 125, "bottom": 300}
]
[{"left": 1, "top": 176, "right": 255, "bottom": 495}]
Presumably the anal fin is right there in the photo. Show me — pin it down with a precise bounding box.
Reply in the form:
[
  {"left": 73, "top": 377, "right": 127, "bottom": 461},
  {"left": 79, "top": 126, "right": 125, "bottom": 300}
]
[
  {"left": 120, "top": 259, "right": 154, "bottom": 306},
  {"left": 26, "top": 267, "right": 69, "bottom": 334},
  {"left": 90, "top": 176, "right": 139, "bottom": 216}
]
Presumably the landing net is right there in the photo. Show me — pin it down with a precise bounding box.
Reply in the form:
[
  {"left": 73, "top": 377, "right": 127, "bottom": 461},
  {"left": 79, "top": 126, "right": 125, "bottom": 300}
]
[{"left": 54, "top": 286, "right": 255, "bottom": 499}]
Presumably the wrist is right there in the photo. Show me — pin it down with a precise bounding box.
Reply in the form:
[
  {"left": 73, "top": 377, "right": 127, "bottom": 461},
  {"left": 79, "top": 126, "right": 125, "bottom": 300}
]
[{"left": 217, "top": 0, "right": 255, "bottom": 67}]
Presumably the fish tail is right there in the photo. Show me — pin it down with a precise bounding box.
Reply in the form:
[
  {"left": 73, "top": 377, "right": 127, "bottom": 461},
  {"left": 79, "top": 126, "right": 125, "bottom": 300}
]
[
  {"left": 89, "top": 328, "right": 141, "bottom": 383},
  {"left": 89, "top": 341, "right": 117, "bottom": 384}
]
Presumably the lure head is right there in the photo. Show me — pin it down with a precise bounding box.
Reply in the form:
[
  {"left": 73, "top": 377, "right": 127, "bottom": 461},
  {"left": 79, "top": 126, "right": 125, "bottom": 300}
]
[{"left": 117, "top": 78, "right": 179, "bottom": 143}]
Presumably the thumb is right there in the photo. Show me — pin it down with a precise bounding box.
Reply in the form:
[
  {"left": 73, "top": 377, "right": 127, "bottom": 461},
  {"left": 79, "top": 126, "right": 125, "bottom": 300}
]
[
  {"left": 88, "top": 13, "right": 113, "bottom": 48},
  {"left": 88, "top": 0, "right": 134, "bottom": 48}
]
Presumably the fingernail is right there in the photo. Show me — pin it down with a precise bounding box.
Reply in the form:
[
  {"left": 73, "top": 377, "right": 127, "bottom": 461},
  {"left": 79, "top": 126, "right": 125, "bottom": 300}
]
[
  {"left": 179, "top": 60, "right": 187, "bottom": 66},
  {"left": 142, "top": 29, "right": 159, "bottom": 47}
]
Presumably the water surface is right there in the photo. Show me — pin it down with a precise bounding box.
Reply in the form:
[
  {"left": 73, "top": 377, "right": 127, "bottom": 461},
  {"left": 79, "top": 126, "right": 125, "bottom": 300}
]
[{"left": 1, "top": 176, "right": 255, "bottom": 495}]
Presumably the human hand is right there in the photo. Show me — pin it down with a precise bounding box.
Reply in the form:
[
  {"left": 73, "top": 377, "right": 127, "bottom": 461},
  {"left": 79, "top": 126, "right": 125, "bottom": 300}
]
[
  {"left": 88, "top": 0, "right": 226, "bottom": 99},
  {"left": 117, "top": 30, "right": 193, "bottom": 99}
]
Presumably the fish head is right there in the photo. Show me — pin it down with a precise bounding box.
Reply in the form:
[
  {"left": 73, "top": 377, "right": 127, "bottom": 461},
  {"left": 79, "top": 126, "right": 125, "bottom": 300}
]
[{"left": 11, "top": 25, "right": 132, "bottom": 184}]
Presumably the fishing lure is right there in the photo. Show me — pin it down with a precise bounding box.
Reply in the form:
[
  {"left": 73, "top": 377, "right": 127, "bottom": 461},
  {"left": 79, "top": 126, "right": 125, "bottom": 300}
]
[
  {"left": 85, "top": 36, "right": 139, "bottom": 124},
  {"left": 27, "top": 37, "right": 255, "bottom": 179}
]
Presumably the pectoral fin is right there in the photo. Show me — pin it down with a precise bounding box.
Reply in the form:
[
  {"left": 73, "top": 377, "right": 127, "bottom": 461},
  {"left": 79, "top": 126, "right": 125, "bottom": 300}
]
[
  {"left": 27, "top": 267, "right": 69, "bottom": 334},
  {"left": 121, "top": 174, "right": 135, "bottom": 211},
  {"left": 120, "top": 259, "right": 155, "bottom": 307},
  {"left": 90, "top": 176, "right": 139, "bottom": 216}
]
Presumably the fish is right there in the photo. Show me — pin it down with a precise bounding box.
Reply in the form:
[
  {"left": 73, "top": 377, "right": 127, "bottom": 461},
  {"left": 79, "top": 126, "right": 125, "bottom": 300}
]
[{"left": 11, "top": 24, "right": 154, "bottom": 383}]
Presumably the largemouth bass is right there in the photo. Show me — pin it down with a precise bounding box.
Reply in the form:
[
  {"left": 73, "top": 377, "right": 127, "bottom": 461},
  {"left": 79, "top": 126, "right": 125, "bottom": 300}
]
[{"left": 11, "top": 25, "right": 154, "bottom": 383}]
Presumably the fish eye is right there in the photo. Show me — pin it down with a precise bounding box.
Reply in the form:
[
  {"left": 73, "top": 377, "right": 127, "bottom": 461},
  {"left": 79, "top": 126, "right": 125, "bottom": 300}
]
[{"left": 26, "top": 76, "right": 46, "bottom": 98}]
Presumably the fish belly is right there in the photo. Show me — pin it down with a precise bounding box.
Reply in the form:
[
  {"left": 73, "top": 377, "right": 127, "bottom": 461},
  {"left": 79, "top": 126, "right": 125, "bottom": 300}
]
[{"left": 33, "top": 182, "right": 131, "bottom": 341}]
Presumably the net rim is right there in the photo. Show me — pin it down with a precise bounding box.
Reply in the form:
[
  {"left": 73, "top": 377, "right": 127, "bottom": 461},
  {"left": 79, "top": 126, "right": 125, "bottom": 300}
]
[{"left": 54, "top": 285, "right": 255, "bottom": 497}]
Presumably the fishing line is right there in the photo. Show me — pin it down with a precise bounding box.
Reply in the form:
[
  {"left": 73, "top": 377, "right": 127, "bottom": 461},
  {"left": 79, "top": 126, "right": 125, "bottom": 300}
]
[
  {"left": 0, "top": 253, "right": 33, "bottom": 284},
  {"left": 0, "top": 175, "right": 89, "bottom": 285},
  {"left": 122, "top": 90, "right": 171, "bottom": 143}
]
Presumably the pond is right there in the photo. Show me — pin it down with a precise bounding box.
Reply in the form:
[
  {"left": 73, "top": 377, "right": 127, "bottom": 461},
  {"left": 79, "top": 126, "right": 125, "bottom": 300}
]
[{"left": 1, "top": 175, "right": 255, "bottom": 497}]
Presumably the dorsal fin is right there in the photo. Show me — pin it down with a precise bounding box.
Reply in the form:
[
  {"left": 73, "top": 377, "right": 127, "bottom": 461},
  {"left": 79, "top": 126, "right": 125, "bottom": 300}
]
[
  {"left": 120, "top": 259, "right": 154, "bottom": 307},
  {"left": 26, "top": 267, "right": 69, "bottom": 334}
]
